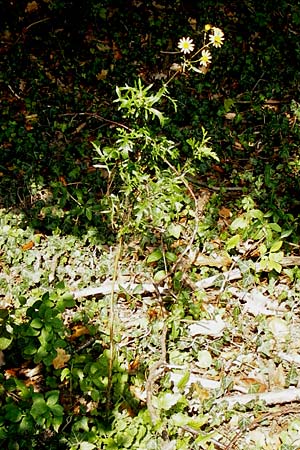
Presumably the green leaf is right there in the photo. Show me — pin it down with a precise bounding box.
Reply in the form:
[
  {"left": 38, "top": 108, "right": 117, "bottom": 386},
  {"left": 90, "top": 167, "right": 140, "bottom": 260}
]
[
  {"left": 270, "top": 240, "right": 283, "bottom": 253},
  {"left": 167, "top": 223, "right": 182, "bottom": 239},
  {"left": 156, "top": 392, "right": 182, "bottom": 410},
  {"left": 153, "top": 270, "right": 166, "bottom": 282},
  {"left": 50, "top": 415, "right": 63, "bottom": 433},
  {"left": 176, "top": 371, "right": 190, "bottom": 390},
  {"left": 259, "top": 243, "right": 267, "bottom": 256},
  {"left": 49, "top": 404, "right": 64, "bottom": 417},
  {"left": 46, "top": 390, "right": 60, "bottom": 407},
  {"left": 30, "top": 396, "right": 48, "bottom": 418},
  {"left": 30, "top": 318, "right": 43, "bottom": 329},
  {"left": 269, "top": 222, "right": 282, "bottom": 232},
  {"left": 197, "top": 350, "right": 212, "bottom": 368},
  {"left": 147, "top": 248, "right": 163, "bottom": 263},
  {"left": 226, "top": 234, "right": 240, "bottom": 250},
  {"left": 86, "top": 208, "right": 93, "bottom": 221},
  {"left": 5, "top": 404, "right": 23, "bottom": 423},
  {"left": 79, "top": 444, "right": 96, "bottom": 450},
  {"left": 165, "top": 251, "right": 177, "bottom": 262},
  {"left": 0, "top": 335, "right": 12, "bottom": 350},
  {"left": 230, "top": 217, "right": 248, "bottom": 230}
]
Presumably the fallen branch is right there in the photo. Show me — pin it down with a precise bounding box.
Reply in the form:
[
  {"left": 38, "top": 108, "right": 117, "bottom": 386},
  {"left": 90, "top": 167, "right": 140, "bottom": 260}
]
[
  {"left": 217, "top": 387, "right": 300, "bottom": 408},
  {"left": 72, "top": 281, "right": 165, "bottom": 299}
]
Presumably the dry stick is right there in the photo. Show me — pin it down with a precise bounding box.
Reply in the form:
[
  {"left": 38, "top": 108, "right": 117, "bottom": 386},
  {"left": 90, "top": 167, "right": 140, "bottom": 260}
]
[{"left": 215, "top": 387, "right": 300, "bottom": 408}]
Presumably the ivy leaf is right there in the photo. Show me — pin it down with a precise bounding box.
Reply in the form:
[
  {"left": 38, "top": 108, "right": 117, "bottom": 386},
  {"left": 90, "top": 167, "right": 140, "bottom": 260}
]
[
  {"left": 156, "top": 392, "right": 182, "bottom": 410},
  {"left": 167, "top": 223, "right": 182, "bottom": 239}
]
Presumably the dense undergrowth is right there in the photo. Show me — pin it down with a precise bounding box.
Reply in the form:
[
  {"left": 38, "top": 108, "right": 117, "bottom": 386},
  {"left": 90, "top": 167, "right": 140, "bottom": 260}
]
[{"left": 1, "top": 1, "right": 300, "bottom": 449}]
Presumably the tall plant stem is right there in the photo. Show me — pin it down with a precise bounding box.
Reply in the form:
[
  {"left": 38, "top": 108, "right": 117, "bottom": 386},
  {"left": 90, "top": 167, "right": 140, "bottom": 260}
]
[{"left": 106, "top": 236, "right": 123, "bottom": 414}]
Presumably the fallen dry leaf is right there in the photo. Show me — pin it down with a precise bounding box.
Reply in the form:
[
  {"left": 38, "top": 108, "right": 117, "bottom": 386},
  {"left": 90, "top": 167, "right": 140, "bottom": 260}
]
[
  {"left": 22, "top": 241, "right": 35, "bottom": 251},
  {"left": 52, "top": 348, "right": 70, "bottom": 369},
  {"left": 25, "top": 1, "right": 39, "bottom": 13},
  {"left": 68, "top": 325, "right": 90, "bottom": 341}
]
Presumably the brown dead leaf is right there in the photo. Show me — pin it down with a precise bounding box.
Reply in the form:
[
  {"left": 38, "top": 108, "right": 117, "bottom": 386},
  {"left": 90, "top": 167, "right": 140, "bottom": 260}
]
[
  {"left": 25, "top": 1, "right": 39, "bottom": 13},
  {"left": 96, "top": 69, "right": 108, "bottom": 80},
  {"left": 58, "top": 176, "right": 67, "bottom": 186},
  {"left": 112, "top": 41, "right": 122, "bottom": 60},
  {"left": 212, "top": 164, "right": 225, "bottom": 174},
  {"left": 22, "top": 241, "right": 34, "bottom": 251},
  {"left": 224, "top": 112, "right": 236, "bottom": 120},
  {"left": 219, "top": 206, "right": 232, "bottom": 219},
  {"left": 191, "top": 382, "right": 211, "bottom": 400},
  {"left": 68, "top": 325, "right": 90, "bottom": 342},
  {"left": 52, "top": 348, "right": 70, "bottom": 369},
  {"left": 239, "top": 377, "right": 268, "bottom": 393},
  {"left": 192, "top": 251, "right": 232, "bottom": 268},
  {"left": 188, "top": 17, "right": 197, "bottom": 31}
]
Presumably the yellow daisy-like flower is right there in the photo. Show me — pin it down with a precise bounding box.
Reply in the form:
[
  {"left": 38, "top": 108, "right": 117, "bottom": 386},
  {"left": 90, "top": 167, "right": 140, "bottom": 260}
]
[
  {"left": 209, "top": 28, "right": 224, "bottom": 48},
  {"left": 200, "top": 49, "right": 212, "bottom": 67},
  {"left": 178, "top": 37, "right": 195, "bottom": 54}
]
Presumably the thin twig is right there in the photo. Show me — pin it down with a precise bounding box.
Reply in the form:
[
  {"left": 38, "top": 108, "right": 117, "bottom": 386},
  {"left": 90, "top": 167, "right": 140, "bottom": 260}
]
[{"left": 58, "top": 112, "right": 133, "bottom": 131}]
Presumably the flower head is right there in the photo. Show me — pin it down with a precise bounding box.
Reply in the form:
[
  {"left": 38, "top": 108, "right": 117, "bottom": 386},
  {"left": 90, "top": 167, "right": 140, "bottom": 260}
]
[
  {"left": 200, "top": 49, "right": 212, "bottom": 67},
  {"left": 204, "top": 24, "right": 212, "bottom": 32},
  {"left": 178, "top": 37, "right": 195, "bottom": 54},
  {"left": 209, "top": 28, "right": 224, "bottom": 48}
]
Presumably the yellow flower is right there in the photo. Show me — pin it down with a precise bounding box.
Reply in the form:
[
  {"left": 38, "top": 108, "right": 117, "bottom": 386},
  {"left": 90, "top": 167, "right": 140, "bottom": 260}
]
[
  {"left": 178, "top": 37, "right": 195, "bottom": 54},
  {"left": 200, "top": 49, "right": 212, "bottom": 67},
  {"left": 209, "top": 28, "right": 224, "bottom": 48},
  {"left": 204, "top": 24, "right": 212, "bottom": 32}
]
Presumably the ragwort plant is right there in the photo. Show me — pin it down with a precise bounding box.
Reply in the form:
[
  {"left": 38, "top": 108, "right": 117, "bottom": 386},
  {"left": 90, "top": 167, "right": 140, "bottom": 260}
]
[
  {"left": 93, "top": 25, "right": 224, "bottom": 243},
  {"left": 90, "top": 25, "right": 226, "bottom": 446}
]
